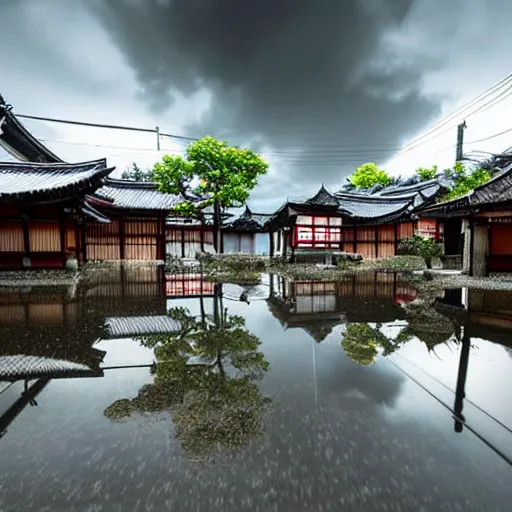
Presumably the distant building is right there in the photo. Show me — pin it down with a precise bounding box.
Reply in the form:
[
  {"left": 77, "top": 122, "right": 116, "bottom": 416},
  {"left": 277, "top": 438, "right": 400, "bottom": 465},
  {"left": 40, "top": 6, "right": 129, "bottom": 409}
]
[
  {"left": 266, "top": 177, "right": 451, "bottom": 261},
  {"left": 221, "top": 205, "right": 272, "bottom": 254}
]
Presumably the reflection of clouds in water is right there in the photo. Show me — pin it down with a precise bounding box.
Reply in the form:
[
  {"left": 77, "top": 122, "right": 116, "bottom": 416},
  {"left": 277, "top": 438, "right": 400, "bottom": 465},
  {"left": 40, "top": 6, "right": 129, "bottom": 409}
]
[{"left": 327, "top": 363, "right": 405, "bottom": 408}]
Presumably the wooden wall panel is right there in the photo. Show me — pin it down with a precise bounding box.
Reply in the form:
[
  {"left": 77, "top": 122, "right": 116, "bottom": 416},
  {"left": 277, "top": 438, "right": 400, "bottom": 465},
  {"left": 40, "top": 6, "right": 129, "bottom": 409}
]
[
  {"left": 0, "top": 305, "right": 25, "bottom": 323},
  {"left": 417, "top": 218, "right": 437, "bottom": 237},
  {"left": 356, "top": 227, "right": 376, "bottom": 242},
  {"left": 28, "top": 304, "right": 63, "bottom": 324},
  {"left": 86, "top": 221, "right": 121, "bottom": 261},
  {"left": 398, "top": 222, "right": 414, "bottom": 239},
  {"left": 65, "top": 227, "right": 76, "bottom": 252},
  {"left": 29, "top": 222, "right": 61, "bottom": 252},
  {"left": 0, "top": 223, "right": 24, "bottom": 252},
  {"left": 357, "top": 243, "right": 376, "bottom": 260},
  {"left": 377, "top": 225, "right": 395, "bottom": 242},
  {"left": 490, "top": 225, "right": 512, "bottom": 255},
  {"left": 125, "top": 244, "right": 156, "bottom": 261},
  {"left": 378, "top": 243, "right": 396, "bottom": 258}
]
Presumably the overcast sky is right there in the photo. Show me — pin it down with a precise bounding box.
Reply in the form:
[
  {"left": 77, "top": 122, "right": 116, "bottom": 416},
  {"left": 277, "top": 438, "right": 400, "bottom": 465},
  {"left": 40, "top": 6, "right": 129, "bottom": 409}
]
[{"left": 1, "top": 0, "right": 512, "bottom": 212}]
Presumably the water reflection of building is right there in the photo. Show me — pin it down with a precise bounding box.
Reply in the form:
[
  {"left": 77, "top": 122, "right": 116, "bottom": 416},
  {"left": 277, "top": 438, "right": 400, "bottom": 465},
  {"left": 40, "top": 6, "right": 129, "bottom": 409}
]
[
  {"left": 433, "top": 287, "right": 512, "bottom": 435},
  {"left": 435, "top": 287, "right": 512, "bottom": 347},
  {"left": 0, "top": 266, "right": 189, "bottom": 439},
  {"left": 267, "top": 272, "right": 418, "bottom": 342}
]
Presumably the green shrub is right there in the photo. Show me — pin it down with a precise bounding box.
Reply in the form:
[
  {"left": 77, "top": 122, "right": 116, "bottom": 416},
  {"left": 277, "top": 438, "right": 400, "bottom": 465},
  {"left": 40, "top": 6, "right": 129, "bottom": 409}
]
[{"left": 398, "top": 235, "right": 442, "bottom": 269}]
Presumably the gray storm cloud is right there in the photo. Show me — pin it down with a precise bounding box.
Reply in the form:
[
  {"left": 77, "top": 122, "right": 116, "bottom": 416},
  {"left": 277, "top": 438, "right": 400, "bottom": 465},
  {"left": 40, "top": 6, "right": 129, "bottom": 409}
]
[
  {"left": 2, "top": 0, "right": 507, "bottom": 209},
  {"left": 85, "top": 0, "right": 445, "bottom": 184}
]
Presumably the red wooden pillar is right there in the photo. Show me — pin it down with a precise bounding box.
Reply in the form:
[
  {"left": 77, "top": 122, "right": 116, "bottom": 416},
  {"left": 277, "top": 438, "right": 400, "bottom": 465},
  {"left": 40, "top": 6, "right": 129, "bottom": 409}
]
[
  {"left": 21, "top": 212, "right": 30, "bottom": 267},
  {"left": 158, "top": 216, "right": 166, "bottom": 261},
  {"left": 59, "top": 212, "right": 66, "bottom": 267},
  {"left": 74, "top": 219, "right": 81, "bottom": 262},
  {"left": 119, "top": 217, "right": 125, "bottom": 260},
  {"left": 374, "top": 226, "right": 379, "bottom": 259},
  {"left": 81, "top": 221, "right": 87, "bottom": 263}
]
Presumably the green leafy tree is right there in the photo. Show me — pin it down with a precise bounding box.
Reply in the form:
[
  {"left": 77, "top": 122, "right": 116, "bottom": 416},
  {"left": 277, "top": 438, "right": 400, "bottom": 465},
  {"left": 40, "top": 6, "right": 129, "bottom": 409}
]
[
  {"left": 415, "top": 165, "right": 438, "bottom": 181},
  {"left": 398, "top": 234, "right": 442, "bottom": 269},
  {"left": 348, "top": 163, "right": 392, "bottom": 189},
  {"left": 153, "top": 136, "right": 269, "bottom": 252},
  {"left": 443, "top": 164, "right": 492, "bottom": 201},
  {"left": 121, "top": 162, "right": 153, "bottom": 181}
]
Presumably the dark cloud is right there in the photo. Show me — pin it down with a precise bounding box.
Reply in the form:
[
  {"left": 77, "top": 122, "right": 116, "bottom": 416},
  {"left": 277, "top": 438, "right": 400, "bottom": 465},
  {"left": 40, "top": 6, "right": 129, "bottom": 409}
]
[
  {"left": 5, "top": 0, "right": 507, "bottom": 210},
  {"left": 85, "top": 0, "right": 444, "bottom": 188}
]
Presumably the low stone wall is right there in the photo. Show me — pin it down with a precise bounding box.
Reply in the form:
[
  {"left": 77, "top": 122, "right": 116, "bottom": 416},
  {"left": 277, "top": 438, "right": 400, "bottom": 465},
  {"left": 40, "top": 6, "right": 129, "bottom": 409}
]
[{"left": 197, "top": 252, "right": 268, "bottom": 272}]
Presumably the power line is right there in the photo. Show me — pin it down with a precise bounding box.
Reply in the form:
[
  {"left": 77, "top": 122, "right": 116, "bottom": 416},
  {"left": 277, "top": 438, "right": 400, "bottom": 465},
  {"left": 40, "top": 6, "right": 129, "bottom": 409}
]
[
  {"left": 465, "top": 126, "right": 512, "bottom": 145},
  {"left": 17, "top": 113, "right": 198, "bottom": 142},
  {"left": 396, "top": 87, "right": 512, "bottom": 157},
  {"left": 38, "top": 137, "right": 186, "bottom": 155},
  {"left": 387, "top": 357, "right": 512, "bottom": 467},
  {"left": 394, "top": 352, "right": 512, "bottom": 436},
  {"left": 396, "top": 74, "right": 512, "bottom": 153},
  {"left": 14, "top": 73, "right": 512, "bottom": 163}
]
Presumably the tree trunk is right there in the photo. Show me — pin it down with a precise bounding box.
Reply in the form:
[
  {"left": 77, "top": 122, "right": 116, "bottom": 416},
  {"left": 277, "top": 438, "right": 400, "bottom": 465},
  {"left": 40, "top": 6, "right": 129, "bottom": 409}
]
[
  {"left": 425, "top": 256, "right": 432, "bottom": 269},
  {"left": 213, "top": 200, "right": 222, "bottom": 253}
]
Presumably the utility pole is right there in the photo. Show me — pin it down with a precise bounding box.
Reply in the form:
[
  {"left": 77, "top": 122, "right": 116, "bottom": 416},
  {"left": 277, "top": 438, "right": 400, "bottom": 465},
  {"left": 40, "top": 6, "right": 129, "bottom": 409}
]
[
  {"left": 156, "top": 126, "right": 160, "bottom": 151},
  {"left": 456, "top": 120, "right": 467, "bottom": 162}
]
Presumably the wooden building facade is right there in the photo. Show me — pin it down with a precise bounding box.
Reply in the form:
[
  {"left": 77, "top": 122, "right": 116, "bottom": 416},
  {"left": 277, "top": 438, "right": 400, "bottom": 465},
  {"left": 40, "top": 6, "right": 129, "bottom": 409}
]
[
  {"left": 419, "top": 162, "right": 512, "bottom": 276},
  {"left": 0, "top": 160, "right": 114, "bottom": 269},
  {"left": 84, "top": 179, "right": 181, "bottom": 261},
  {"left": 267, "top": 182, "right": 445, "bottom": 261}
]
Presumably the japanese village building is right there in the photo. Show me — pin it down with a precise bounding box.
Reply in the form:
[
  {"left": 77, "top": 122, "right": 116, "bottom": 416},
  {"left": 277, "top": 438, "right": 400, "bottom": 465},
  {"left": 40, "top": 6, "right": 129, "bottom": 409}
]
[
  {"left": 222, "top": 205, "right": 272, "bottom": 254},
  {"left": 84, "top": 178, "right": 178, "bottom": 261},
  {"left": 0, "top": 94, "right": 216, "bottom": 267},
  {"left": 0, "top": 159, "right": 114, "bottom": 269},
  {"left": 419, "top": 162, "right": 512, "bottom": 276},
  {"left": 266, "top": 177, "right": 451, "bottom": 261}
]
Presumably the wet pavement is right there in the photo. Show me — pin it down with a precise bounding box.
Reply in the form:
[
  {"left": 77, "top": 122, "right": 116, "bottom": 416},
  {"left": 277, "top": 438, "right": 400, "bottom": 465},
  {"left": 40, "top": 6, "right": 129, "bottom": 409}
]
[{"left": 0, "top": 269, "right": 511, "bottom": 511}]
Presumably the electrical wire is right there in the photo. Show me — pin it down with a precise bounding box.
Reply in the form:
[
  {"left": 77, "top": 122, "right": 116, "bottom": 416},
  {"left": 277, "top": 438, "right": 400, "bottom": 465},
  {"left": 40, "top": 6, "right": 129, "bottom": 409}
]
[
  {"left": 395, "top": 74, "right": 512, "bottom": 153},
  {"left": 13, "top": 71, "right": 512, "bottom": 162},
  {"left": 387, "top": 357, "right": 512, "bottom": 467},
  {"left": 465, "top": 126, "right": 512, "bottom": 145},
  {"left": 393, "top": 352, "right": 512, "bottom": 435},
  {"left": 37, "top": 137, "right": 186, "bottom": 155},
  {"left": 16, "top": 113, "right": 198, "bottom": 142}
]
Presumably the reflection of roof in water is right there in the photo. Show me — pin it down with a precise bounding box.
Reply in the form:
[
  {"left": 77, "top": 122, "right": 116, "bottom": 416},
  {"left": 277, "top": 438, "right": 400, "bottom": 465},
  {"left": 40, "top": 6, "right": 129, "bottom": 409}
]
[
  {"left": 105, "top": 315, "right": 182, "bottom": 338},
  {"left": 267, "top": 293, "right": 406, "bottom": 342},
  {"left": 0, "top": 354, "right": 104, "bottom": 381}
]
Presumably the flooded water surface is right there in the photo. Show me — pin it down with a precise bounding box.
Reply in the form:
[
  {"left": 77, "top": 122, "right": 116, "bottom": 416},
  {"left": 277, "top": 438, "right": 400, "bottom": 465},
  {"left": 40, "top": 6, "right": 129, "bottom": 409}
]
[{"left": 0, "top": 268, "right": 511, "bottom": 511}]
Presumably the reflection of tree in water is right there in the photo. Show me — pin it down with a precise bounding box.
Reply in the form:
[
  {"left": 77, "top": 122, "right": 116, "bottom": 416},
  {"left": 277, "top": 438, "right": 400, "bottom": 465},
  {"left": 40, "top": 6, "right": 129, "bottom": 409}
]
[
  {"left": 105, "top": 303, "right": 270, "bottom": 457},
  {"left": 342, "top": 301, "right": 460, "bottom": 365},
  {"left": 341, "top": 324, "right": 384, "bottom": 366}
]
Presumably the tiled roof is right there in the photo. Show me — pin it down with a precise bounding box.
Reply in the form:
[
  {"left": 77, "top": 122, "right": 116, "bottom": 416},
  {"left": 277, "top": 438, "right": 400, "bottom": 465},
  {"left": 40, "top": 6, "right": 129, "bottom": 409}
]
[
  {"left": 0, "top": 94, "right": 62, "bottom": 163},
  {"left": 0, "top": 159, "right": 113, "bottom": 202},
  {"left": 470, "top": 163, "right": 512, "bottom": 205},
  {"left": 335, "top": 194, "right": 413, "bottom": 220},
  {"left": 105, "top": 315, "right": 182, "bottom": 338},
  {"left": 419, "top": 163, "right": 512, "bottom": 217},
  {"left": 94, "top": 179, "right": 181, "bottom": 211},
  {"left": 223, "top": 205, "right": 272, "bottom": 231},
  {"left": 306, "top": 185, "right": 339, "bottom": 207}
]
